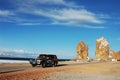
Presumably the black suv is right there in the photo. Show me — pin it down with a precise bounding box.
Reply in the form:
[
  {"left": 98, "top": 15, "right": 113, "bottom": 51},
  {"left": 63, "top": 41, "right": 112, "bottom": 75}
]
[{"left": 29, "top": 54, "right": 58, "bottom": 68}]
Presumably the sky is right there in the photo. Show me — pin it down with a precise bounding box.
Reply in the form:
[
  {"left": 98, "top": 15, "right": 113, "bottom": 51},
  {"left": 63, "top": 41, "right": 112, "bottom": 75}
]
[{"left": 0, "top": 0, "right": 120, "bottom": 59}]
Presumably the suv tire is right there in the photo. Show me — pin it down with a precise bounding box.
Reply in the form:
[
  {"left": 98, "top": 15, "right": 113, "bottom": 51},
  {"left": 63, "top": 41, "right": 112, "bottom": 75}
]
[
  {"left": 53, "top": 62, "right": 57, "bottom": 67},
  {"left": 42, "top": 62, "right": 46, "bottom": 68},
  {"left": 32, "top": 64, "right": 36, "bottom": 67}
]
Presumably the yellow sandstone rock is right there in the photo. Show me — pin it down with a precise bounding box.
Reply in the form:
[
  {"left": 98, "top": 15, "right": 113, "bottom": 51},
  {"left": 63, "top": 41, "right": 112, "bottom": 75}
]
[
  {"left": 109, "top": 50, "right": 120, "bottom": 61},
  {"left": 95, "top": 37, "right": 109, "bottom": 60},
  {"left": 76, "top": 41, "right": 88, "bottom": 60}
]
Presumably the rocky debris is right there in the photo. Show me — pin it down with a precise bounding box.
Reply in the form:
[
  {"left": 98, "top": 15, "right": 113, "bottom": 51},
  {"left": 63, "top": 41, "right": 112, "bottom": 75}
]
[
  {"left": 0, "top": 67, "right": 66, "bottom": 80},
  {"left": 87, "top": 58, "right": 94, "bottom": 62},
  {"left": 95, "top": 37, "right": 109, "bottom": 60},
  {"left": 43, "top": 72, "right": 120, "bottom": 80},
  {"left": 76, "top": 41, "right": 88, "bottom": 60}
]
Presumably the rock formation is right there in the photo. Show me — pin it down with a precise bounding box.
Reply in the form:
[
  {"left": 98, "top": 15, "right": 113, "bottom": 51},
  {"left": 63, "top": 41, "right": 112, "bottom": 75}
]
[
  {"left": 109, "top": 50, "right": 115, "bottom": 59},
  {"left": 115, "top": 51, "right": 120, "bottom": 60},
  {"left": 95, "top": 37, "right": 109, "bottom": 60},
  {"left": 76, "top": 41, "right": 88, "bottom": 60},
  {"left": 109, "top": 50, "right": 120, "bottom": 61}
]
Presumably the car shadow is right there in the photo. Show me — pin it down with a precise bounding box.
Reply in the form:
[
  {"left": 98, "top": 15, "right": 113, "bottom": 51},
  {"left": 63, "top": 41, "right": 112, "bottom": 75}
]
[
  {"left": 56, "top": 64, "right": 68, "bottom": 67},
  {"left": 32, "top": 63, "right": 68, "bottom": 68}
]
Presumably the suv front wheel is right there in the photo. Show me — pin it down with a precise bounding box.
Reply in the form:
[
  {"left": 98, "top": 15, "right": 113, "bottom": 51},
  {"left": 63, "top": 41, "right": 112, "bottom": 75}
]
[{"left": 53, "top": 62, "right": 57, "bottom": 67}]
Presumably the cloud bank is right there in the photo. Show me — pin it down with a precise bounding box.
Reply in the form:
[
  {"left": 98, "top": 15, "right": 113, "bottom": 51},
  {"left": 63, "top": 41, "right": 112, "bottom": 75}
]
[
  {"left": 0, "top": 49, "right": 37, "bottom": 58},
  {"left": 0, "top": 0, "right": 109, "bottom": 28}
]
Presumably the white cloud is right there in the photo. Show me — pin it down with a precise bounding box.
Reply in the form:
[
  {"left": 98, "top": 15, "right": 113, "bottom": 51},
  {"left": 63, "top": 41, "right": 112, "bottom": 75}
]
[
  {"left": 0, "top": 10, "right": 13, "bottom": 16},
  {"left": 21, "top": 0, "right": 77, "bottom": 7},
  {"left": 0, "top": 49, "right": 37, "bottom": 58},
  {"left": 0, "top": 0, "right": 108, "bottom": 29},
  {"left": 99, "top": 14, "right": 111, "bottom": 19},
  {"left": 12, "top": 0, "right": 78, "bottom": 12},
  {"left": 0, "top": 49, "right": 25, "bottom": 54},
  {"left": 19, "top": 22, "right": 41, "bottom": 26},
  {"left": 38, "top": 0, "right": 78, "bottom": 7},
  {"left": 13, "top": 49, "right": 25, "bottom": 53},
  {"left": 77, "top": 25, "right": 105, "bottom": 29},
  {"left": 51, "top": 21, "right": 105, "bottom": 29},
  {"left": 38, "top": 0, "right": 65, "bottom": 5},
  {"left": 117, "top": 38, "right": 120, "bottom": 40},
  {"left": 34, "top": 8, "right": 104, "bottom": 28}
]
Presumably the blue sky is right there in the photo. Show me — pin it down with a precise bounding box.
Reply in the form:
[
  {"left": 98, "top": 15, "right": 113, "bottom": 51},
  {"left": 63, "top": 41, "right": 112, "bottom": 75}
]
[{"left": 0, "top": 0, "right": 120, "bottom": 59}]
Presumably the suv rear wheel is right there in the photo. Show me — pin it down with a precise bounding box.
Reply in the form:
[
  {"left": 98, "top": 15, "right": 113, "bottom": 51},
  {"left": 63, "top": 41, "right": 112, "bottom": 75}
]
[
  {"left": 32, "top": 64, "right": 36, "bottom": 67},
  {"left": 42, "top": 62, "right": 46, "bottom": 68}
]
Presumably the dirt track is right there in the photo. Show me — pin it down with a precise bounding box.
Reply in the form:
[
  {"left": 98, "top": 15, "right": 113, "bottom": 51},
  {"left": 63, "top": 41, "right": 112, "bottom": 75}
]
[{"left": 0, "top": 61, "right": 120, "bottom": 80}]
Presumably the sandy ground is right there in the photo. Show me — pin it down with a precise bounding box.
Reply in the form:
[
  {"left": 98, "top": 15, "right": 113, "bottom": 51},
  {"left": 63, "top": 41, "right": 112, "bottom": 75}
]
[{"left": 0, "top": 61, "right": 120, "bottom": 80}]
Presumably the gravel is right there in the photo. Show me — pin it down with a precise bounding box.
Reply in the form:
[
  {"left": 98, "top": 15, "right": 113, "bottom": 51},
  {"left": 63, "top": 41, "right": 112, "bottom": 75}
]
[{"left": 42, "top": 72, "right": 120, "bottom": 80}]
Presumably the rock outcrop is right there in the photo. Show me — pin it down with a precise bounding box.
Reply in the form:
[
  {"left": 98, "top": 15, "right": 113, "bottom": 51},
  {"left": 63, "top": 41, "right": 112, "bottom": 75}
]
[
  {"left": 109, "top": 50, "right": 120, "bottom": 61},
  {"left": 115, "top": 51, "right": 120, "bottom": 60},
  {"left": 76, "top": 41, "right": 88, "bottom": 60},
  {"left": 95, "top": 37, "right": 109, "bottom": 60},
  {"left": 109, "top": 50, "right": 115, "bottom": 59}
]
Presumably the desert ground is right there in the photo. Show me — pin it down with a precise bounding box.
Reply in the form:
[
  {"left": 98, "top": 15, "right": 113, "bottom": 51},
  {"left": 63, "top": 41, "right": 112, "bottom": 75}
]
[{"left": 0, "top": 61, "right": 120, "bottom": 80}]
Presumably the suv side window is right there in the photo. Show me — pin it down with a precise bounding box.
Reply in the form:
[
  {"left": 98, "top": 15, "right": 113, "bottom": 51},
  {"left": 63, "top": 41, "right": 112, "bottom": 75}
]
[
  {"left": 54, "top": 55, "right": 57, "bottom": 58},
  {"left": 51, "top": 55, "right": 54, "bottom": 58},
  {"left": 39, "top": 55, "right": 46, "bottom": 59}
]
